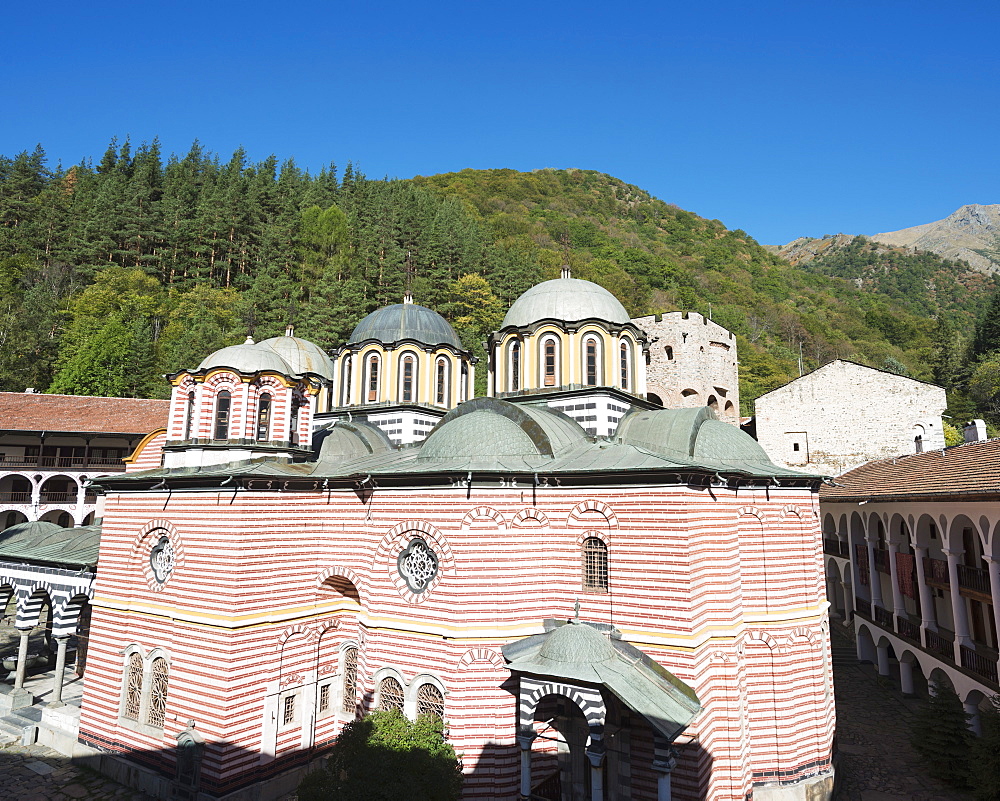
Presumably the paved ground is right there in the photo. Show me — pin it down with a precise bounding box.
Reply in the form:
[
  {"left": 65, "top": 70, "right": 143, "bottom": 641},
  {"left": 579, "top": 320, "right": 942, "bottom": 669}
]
[
  {"left": 830, "top": 620, "right": 973, "bottom": 801},
  {"left": 0, "top": 744, "right": 153, "bottom": 801}
]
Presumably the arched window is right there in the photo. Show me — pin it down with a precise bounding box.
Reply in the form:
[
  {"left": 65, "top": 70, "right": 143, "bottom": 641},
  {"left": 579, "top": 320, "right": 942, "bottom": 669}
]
[
  {"left": 542, "top": 337, "right": 559, "bottom": 387},
  {"left": 366, "top": 355, "right": 380, "bottom": 402},
  {"left": 584, "top": 336, "right": 602, "bottom": 386},
  {"left": 400, "top": 355, "right": 415, "bottom": 403},
  {"left": 509, "top": 341, "right": 521, "bottom": 392},
  {"left": 183, "top": 391, "right": 195, "bottom": 440},
  {"left": 436, "top": 359, "right": 449, "bottom": 406},
  {"left": 123, "top": 653, "right": 143, "bottom": 721},
  {"left": 147, "top": 657, "right": 169, "bottom": 728},
  {"left": 460, "top": 363, "right": 469, "bottom": 401},
  {"left": 290, "top": 397, "right": 304, "bottom": 446},
  {"left": 256, "top": 393, "right": 272, "bottom": 441},
  {"left": 378, "top": 676, "right": 405, "bottom": 712},
  {"left": 416, "top": 683, "right": 445, "bottom": 719},
  {"left": 582, "top": 537, "right": 608, "bottom": 592},
  {"left": 620, "top": 342, "right": 631, "bottom": 392},
  {"left": 341, "top": 355, "right": 352, "bottom": 406},
  {"left": 665, "top": 345, "right": 674, "bottom": 360},
  {"left": 342, "top": 646, "right": 358, "bottom": 714},
  {"left": 214, "top": 391, "right": 231, "bottom": 440}
]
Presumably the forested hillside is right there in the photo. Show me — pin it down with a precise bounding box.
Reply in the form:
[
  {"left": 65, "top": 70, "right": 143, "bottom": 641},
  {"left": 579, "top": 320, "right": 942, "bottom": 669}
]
[{"left": 0, "top": 140, "right": 993, "bottom": 416}]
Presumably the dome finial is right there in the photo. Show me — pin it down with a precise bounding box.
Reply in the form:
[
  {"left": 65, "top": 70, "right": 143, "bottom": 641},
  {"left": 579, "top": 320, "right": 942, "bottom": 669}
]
[
  {"left": 285, "top": 324, "right": 295, "bottom": 337},
  {"left": 561, "top": 265, "right": 572, "bottom": 280},
  {"left": 403, "top": 291, "right": 414, "bottom": 304},
  {"left": 244, "top": 335, "right": 255, "bottom": 345}
]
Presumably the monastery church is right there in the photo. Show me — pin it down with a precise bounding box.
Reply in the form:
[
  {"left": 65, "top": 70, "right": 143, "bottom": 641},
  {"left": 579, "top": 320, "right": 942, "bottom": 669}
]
[{"left": 0, "top": 276, "right": 834, "bottom": 801}]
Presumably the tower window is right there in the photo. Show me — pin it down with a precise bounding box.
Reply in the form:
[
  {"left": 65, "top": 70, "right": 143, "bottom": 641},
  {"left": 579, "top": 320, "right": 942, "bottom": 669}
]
[
  {"left": 342, "top": 646, "right": 358, "bottom": 714},
  {"left": 256, "top": 393, "right": 272, "bottom": 441},
  {"left": 183, "top": 391, "right": 195, "bottom": 440},
  {"left": 510, "top": 341, "right": 521, "bottom": 392},
  {"left": 214, "top": 391, "right": 231, "bottom": 441},
  {"left": 544, "top": 341, "right": 556, "bottom": 387},
  {"left": 620, "top": 343, "right": 631, "bottom": 391},
  {"left": 367, "top": 356, "right": 380, "bottom": 402},
  {"left": 436, "top": 359, "right": 448, "bottom": 405},
  {"left": 341, "top": 355, "right": 352, "bottom": 406},
  {"left": 378, "top": 677, "right": 405, "bottom": 712},
  {"left": 586, "top": 339, "right": 598, "bottom": 386},
  {"left": 401, "top": 356, "right": 414, "bottom": 403}
]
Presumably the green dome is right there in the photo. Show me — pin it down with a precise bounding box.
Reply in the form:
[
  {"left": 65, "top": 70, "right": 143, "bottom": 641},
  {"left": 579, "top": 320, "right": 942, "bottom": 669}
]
[
  {"left": 418, "top": 397, "right": 587, "bottom": 460},
  {"left": 502, "top": 278, "right": 630, "bottom": 328},
  {"left": 199, "top": 343, "right": 294, "bottom": 375},
  {"left": 348, "top": 303, "right": 463, "bottom": 349},
  {"left": 259, "top": 334, "right": 335, "bottom": 380}
]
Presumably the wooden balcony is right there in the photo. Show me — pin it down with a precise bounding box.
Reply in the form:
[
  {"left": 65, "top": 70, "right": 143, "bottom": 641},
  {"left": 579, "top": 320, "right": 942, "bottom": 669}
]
[
  {"left": 960, "top": 644, "right": 999, "bottom": 685},
  {"left": 0, "top": 491, "right": 31, "bottom": 503},
  {"left": 874, "top": 605, "right": 893, "bottom": 629},
  {"left": 0, "top": 455, "right": 125, "bottom": 471},
  {"left": 925, "top": 628, "right": 954, "bottom": 660},
  {"left": 896, "top": 616, "right": 920, "bottom": 643},
  {"left": 958, "top": 564, "right": 992, "bottom": 602}
]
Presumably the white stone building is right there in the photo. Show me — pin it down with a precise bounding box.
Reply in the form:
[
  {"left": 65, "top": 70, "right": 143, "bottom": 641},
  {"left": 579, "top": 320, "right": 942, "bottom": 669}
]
[{"left": 754, "top": 360, "right": 946, "bottom": 475}]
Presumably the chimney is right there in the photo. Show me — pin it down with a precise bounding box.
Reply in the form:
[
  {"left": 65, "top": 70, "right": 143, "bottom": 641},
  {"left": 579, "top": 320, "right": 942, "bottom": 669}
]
[{"left": 964, "top": 419, "right": 987, "bottom": 443}]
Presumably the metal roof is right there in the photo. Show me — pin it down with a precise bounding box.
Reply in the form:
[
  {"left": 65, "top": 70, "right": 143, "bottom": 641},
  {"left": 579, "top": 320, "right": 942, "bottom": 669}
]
[
  {"left": 258, "top": 335, "right": 336, "bottom": 380},
  {"left": 198, "top": 343, "right": 295, "bottom": 375},
  {"left": 501, "top": 278, "right": 630, "bottom": 328},
  {"left": 0, "top": 521, "right": 101, "bottom": 568},
  {"left": 347, "top": 303, "right": 463, "bottom": 349},
  {"left": 503, "top": 620, "right": 701, "bottom": 741}
]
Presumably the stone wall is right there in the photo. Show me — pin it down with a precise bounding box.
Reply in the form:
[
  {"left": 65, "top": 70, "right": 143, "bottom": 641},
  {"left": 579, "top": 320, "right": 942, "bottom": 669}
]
[
  {"left": 754, "top": 360, "right": 947, "bottom": 476},
  {"left": 633, "top": 312, "right": 740, "bottom": 423}
]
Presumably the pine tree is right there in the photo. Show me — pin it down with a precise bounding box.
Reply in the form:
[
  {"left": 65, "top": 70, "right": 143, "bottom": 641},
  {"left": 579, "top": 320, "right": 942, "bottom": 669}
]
[
  {"left": 969, "top": 695, "right": 1000, "bottom": 801},
  {"left": 910, "top": 680, "right": 972, "bottom": 787}
]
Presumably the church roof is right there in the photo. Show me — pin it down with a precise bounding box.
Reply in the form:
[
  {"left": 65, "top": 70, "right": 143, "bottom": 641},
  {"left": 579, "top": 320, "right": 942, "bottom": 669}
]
[
  {"left": 501, "top": 278, "right": 630, "bottom": 328},
  {"left": 348, "top": 303, "right": 463, "bottom": 349},
  {"left": 198, "top": 343, "right": 295, "bottom": 375},
  {"left": 0, "top": 521, "right": 100, "bottom": 569},
  {"left": 503, "top": 620, "right": 701, "bottom": 741},
  {"left": 258, "top": 334, "right": 335, "bottom": 380},
  {"left": 0, "top": 392, "right": 169, "bottom": 436}
]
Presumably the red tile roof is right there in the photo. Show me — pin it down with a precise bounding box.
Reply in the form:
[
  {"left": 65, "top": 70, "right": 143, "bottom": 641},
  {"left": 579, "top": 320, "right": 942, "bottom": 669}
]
[
  {"left": 0, "top": 392, "right": 170, "bottom": 436},
  {"left": 820, "top": 439, "right": 1000, "bottom": 502}
]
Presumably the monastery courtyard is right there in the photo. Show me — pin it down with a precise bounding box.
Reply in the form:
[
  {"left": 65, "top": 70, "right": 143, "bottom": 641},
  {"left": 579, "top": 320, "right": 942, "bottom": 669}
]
[{"left": 0, "top": 616, "right": 973, "bottom": 801}]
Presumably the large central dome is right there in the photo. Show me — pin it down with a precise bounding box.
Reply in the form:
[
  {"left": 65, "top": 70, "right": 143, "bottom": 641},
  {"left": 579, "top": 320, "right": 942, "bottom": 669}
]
[
  {"left": 348, "top": 303, "right": 463, "bottom": 349},
  {"left": 502, "top": 278, "right": 630, "bottom": 328}
]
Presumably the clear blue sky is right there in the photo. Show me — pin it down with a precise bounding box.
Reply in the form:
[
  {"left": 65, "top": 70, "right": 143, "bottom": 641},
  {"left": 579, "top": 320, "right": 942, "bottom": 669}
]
[{"left": 4, "top": 0, "right": 998, "bottom": 245}]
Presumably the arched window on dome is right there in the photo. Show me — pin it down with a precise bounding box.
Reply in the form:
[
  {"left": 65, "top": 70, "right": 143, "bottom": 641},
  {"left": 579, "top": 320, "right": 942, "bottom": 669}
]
[
  {"left": 214, "top": 391, "right": 231, "bottom": 440},
  {"left": 541, "top": 336, "right": 560, "bottom": 388},
  {"left": 583, "top": 335, "right": 603, "bottom": 387},
  {"left": 289, "top": 396, "right": 305, "bottom": 445},
  {"left": 366, "top": 354, "right": 380, "bottom": 403},
  {"left": 256, "top": 393, "right": 272, "bottom": 441},
  {"left": 183, "top": 391, "right": 196, "bottom": 440},
  {"left": 620, "top": 341, "right": 633, "bottom": 392},
  {"left": 508, "top": 340, "right": 521, "bottom": 392},
  {"left": 435, "top": 358, "right": 450, "bottom": 406},
  {"left": 399, "top": 354, "right": 417, "bottom": 403},
  {"left": 340, "top": 355, "right": 352, "bottom": 406},
  {"left": 460, "top": 362, "right": 469, "bottom": 402}
]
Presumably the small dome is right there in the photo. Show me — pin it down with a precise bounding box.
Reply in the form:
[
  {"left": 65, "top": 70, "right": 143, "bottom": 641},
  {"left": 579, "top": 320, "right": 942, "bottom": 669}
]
[
  {"left": 259, "top": 335, "right": 335, "bottom": 380},
  {"left": 537, "top": 622, "right": 616, "bottom": 665},
  {"left": 502, "top": 278, "right": 630, "bottom": 328},
  {"left": 198, "top": 343, "right": 295, "bottom": 375},
  {"left": 348, "top": 303, "right": 463, "bottom": 349},
  {"left": 419, "top": 397, "right": 587, "bottom": 460}
]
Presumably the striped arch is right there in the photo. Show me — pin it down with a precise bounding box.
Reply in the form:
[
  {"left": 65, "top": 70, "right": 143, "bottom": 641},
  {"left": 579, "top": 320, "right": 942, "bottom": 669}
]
[
  {"left": 568, "top": 500, "right": 619, "bottom": 529},
  {"left": 16, "top": 584, "right": 54, "bottom": 628},
  {"left": 462, "top": 506, "right": 507, "bottom": 530},
  {"left": 518, "top": 676, "right": 606, "bottom": 730},
  {"left": 456, "top": 648, "right": 506, "bottom": 671},
  {"left": 511, "top": 509, "right": 549, "bottom": 529},
  {"left": 782, "top": 505, "right": 804, "bottom": 519},
  {"left": 744, "top": 629, "right": 781, "bottom": 652},
  {"left": 316, "top": 564, "right": 365, "bottom": 601},
  {"left": 575, "top": 528, "right": 610, "bottom": 548},
  {"left": 51, "top": 592, "right": 93, "bottom": 638},
  {"left": 737, "top": 506, "right": 765, "bottom": 522}
]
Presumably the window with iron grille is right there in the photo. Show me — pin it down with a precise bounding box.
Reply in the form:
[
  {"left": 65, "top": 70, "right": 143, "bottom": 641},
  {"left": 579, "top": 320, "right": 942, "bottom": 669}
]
[
  {"left": 319, "top": 684, "right": 330, "bottom": 713},
  {"left": 283, "top": 695, "right": 296, "bottom": 726},
  {"left": 123, "top": 653, "right": 143, "bottom": 721},
  {"left": 416, "top": 683, "right": 444, "bottom": 719},
  {"left": 378, "top": 677, "right": 405, "bottom": 712},
  {"left": 342, "top": 647, "right": 358, "bottom": 713},
  {"left": 147, "top": 657, "right": 169, "bottom": 728},
  {"left": 582, "top": 537, "right": 609, "bottom": 592}
]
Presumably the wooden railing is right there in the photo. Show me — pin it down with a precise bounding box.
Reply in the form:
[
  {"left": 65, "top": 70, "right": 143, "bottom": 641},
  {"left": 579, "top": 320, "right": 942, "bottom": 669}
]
[
  {"left": 958, "top": 564, "right": 991, "bottom": 596},
  {"left": 0, "top": 455, "right": 125, "bottom": 471},
  {"left": 874, "top": 605, "right": 893, "bottom": 629},
  {"left": 925, "top": 629, "right": 953, "bottom": 659},
  {"left": 39, "top": 491, "right": 77, "bottom": 504},
  {"left": 897, "top": 617, "right": 920, "bottom": 643},
  {"left": 854, "top": 595, "right": 871, "bottom": 618},
  {"left": 923, "top": 557, "right": 949, "bottom": 587},
  {"left": 960, "top": 645, "right": 999, "bottom": 684},
  {"left": 0, "top": 491, "right": 31, "bottom": 503}
]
